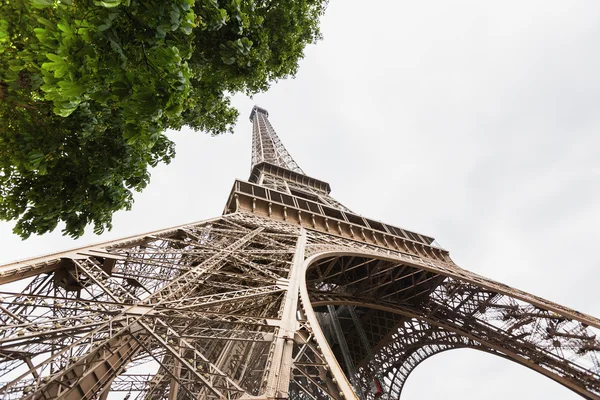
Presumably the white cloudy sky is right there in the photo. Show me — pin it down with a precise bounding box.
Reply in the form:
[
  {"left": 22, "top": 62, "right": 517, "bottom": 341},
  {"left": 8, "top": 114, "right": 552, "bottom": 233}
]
[{"left": 2, "top": 1, "right": 600, "bottom": 398}]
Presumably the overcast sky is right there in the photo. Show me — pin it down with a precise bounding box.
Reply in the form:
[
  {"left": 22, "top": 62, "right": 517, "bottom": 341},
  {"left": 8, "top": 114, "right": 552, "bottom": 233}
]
[{"left": 2, "top": 1, "right": 600, "bottom": 398}]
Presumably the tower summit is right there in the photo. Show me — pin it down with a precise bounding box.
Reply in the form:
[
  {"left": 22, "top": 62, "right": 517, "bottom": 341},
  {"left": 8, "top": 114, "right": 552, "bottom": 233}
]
[
  {"left": 0, "top": 108, "right": 599, "bottom": 399},
  {"left": 250, "top": 106, "right": 304, "bottom": 174}
]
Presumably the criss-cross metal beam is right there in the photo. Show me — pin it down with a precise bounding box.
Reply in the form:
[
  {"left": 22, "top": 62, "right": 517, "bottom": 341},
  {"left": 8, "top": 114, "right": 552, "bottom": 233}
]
[{"left": 1, "top": 107, "right": 598, "bottom": 400}]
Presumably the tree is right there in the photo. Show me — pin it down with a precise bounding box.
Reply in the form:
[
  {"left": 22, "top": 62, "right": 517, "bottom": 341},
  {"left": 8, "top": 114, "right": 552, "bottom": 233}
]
[{"left": 0, "top": 0, "right": 327, "bottom": 238}]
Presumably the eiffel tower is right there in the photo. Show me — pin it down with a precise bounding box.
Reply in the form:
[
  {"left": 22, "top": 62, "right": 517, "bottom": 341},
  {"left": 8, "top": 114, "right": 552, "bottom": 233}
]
[{"left": 0, "top": 106, "right": 599, "bottom": 400}]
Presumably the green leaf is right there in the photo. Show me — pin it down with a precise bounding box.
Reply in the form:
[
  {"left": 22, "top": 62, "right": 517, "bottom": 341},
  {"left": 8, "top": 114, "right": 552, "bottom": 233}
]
[
  {"left": 0, "top": 0, "right": 327, "bottom": 239},
  {"left": 166, "top": 103, "right": 183, "bottom": 116},
  {"left": 42, "top": 54, "right": 70, "bottom": 78},
  {"left": 0, "top": 20, "right": 8, "bottom": 50},
  {"left": 53, "top": 99, "right": 80, "bottom": 116},
  {"left": 94, "top": 0, "right": 123, "bottom": 8},
  {"left": 170, "top": 9, "right": 181, "bottom": 24},
  {"left": 46, "top": 53, "right": 64, "bottom": 63},
  {"left": 89, "top": 89, "right": 112, "bottom": 104},
  {"left": 28, "top": 151, "right": 45, "bottom": 166},
  {"left": 57, "top": 80, "right": 86, "bottom": 97},
  {"left": 111, "top": 81, "right": 131, "bottom": 99},
  {"left": 54, "top": 65, "right": 69, "bottom": 78},
  {"left": 32, "top": 0, "right": 54, "bottom": 9},
  {"left": 36, "top": 18, "right": 55, "bottom": 29},
  {"left": 57, "top": 23, "right": 72, "bottom": 34},
  {"left": 221, "top": 55, "right": 235, "bottom": 65}
]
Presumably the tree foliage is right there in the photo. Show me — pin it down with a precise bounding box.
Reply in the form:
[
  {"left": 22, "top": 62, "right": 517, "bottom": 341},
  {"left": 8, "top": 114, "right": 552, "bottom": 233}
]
[{"left": 0, "top": 0, "right": 327, "bottom": 238}]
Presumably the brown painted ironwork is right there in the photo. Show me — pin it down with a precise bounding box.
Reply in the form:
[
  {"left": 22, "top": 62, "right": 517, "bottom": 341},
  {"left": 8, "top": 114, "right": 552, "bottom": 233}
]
[{"left": 0, "top": 106, "right": 598, "bottom": 399}]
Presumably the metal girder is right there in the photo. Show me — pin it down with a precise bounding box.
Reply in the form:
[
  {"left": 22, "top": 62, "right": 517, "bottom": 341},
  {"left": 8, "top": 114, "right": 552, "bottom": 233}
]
[
  {"left": 1, "top": 215, "right": 599, "bottom": 400},
  {"left": 304, "top": 246, "right": 600, "bottom": 400},
  {"left": 250, "top": 106, "right": 304, "bottom": 174},
  {"left": 0, "top": 108, "right": 599, "bottom": 400},
  {"left": 0, "top": 215, "right": 355, "bottom": 400}
]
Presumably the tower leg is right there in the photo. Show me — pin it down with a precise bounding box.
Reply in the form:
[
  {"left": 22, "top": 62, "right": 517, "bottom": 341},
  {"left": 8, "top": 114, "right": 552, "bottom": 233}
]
[
  {"left": 0, "top": 213, "right": 598, "bottom": 399},
  {"left": 303, "top": 247, "right": 600, "bottom": 399}
]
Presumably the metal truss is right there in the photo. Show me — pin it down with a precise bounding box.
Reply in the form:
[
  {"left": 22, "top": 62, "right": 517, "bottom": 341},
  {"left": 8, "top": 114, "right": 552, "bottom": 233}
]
[
  {"left": 1, "top": 107, "right": 599, "bottom": 399},
  {"left": 304, "top": 230, "right": 600, "bottom": 399},
  {"left": 0, "top": 215, "right": 341, "bottom": 399},
  {"left": 250, "top": 106, "right": 304, "bottom": 174},
  {"left": 1, "top": 212, "right": 597, "bottom": 399}
]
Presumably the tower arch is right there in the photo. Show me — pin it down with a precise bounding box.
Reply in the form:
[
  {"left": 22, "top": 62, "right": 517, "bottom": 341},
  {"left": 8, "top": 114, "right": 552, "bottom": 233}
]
[
  {"left": 0, "top": 107, "right": 598, "bottom": 399},
  {"left": 300, "top": 250, "right": 600, "bottom": 399}
]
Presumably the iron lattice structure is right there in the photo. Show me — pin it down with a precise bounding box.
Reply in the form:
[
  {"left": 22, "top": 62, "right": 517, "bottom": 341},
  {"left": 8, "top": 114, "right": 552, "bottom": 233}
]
[{"left": 0, "top": 106, "right": 599, "bottom": 400}]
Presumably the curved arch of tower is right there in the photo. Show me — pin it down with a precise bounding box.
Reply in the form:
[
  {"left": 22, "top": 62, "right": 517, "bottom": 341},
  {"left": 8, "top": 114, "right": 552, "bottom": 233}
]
[{"left": 0, "top": 107, "right": 598, "bottom": 399}]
